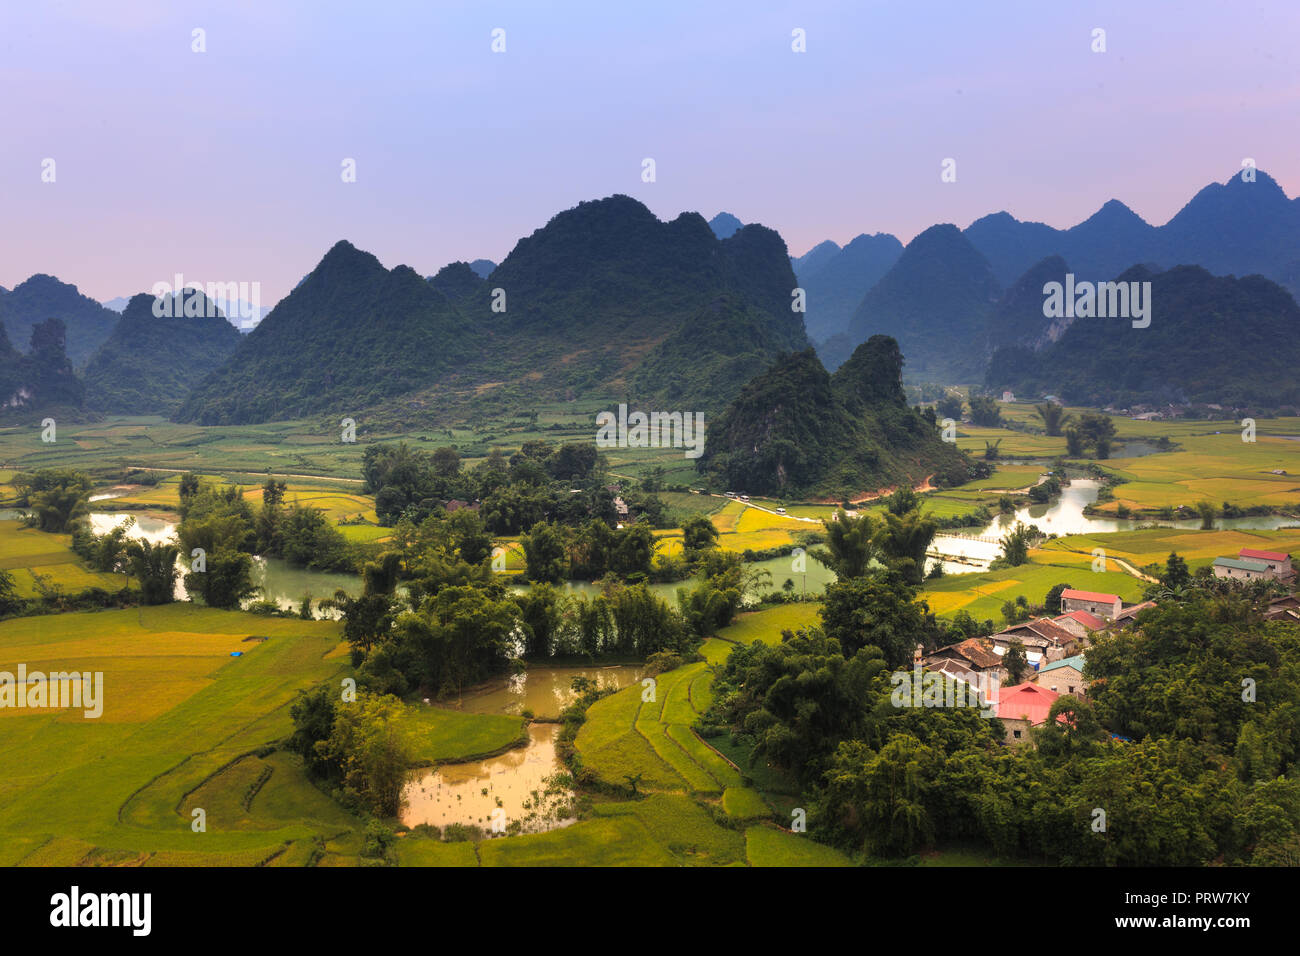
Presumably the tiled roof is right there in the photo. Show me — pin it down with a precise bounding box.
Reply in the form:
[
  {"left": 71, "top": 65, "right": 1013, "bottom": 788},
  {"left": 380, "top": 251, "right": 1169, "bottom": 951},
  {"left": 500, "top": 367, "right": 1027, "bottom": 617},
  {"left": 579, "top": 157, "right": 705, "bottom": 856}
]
[
  {"left": 1214, "top": 556, "right": 1269, "bottom": 572},
  {"left": 1000, "top": 618, "right": 1076, "bottom": 646},
  {"left": 1240, "top": 548, "right": 1289, "bottom": 563},
  {"left": 1055, "top": 610, "right": 1106, "bottom": 631},
  {"left": 1061, "top": 589, "right": 1120, "bottom": 605},
  {"left": 929, "top": 638, "right": 1002, "bottom": 670},
  {"left": 1113, "top": 600, "right": 1157, "bottom": 621},
  {"left": 993, "top": 682, "right": 1059, "bottom": 725},
  {"left": 1039, "top": 654, "right": 1085, "bottom": 674}
]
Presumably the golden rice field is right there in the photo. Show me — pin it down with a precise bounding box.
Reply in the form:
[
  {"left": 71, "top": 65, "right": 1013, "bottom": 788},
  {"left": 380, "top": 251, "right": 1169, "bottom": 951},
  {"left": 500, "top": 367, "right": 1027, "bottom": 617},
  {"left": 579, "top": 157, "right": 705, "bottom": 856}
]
[
  {"left": 1095, "top": 433, "right": 1300, "bottom": 513},
  {"left": 0, "top": 520, "right": 130, "bottom": 598},
  {"left": 921, "top": 560, "right": 1145, "bottom": 620},
  {"left": 1038, "top": 527, "right": 1300, "bottom": 571}
]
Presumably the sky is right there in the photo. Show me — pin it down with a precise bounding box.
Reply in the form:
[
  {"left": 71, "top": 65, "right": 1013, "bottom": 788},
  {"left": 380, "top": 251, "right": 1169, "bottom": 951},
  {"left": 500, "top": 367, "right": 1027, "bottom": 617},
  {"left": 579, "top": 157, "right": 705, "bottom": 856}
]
[{"left": 1, "top": 0, "right": 1297, "bottom": 307}]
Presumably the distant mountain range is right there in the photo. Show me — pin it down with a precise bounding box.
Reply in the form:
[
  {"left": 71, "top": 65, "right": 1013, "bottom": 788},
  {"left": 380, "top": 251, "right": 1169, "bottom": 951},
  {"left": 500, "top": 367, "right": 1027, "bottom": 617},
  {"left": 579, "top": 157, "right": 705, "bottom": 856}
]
[
  {"left": 791, "top": 169, "right": 1300, "bottom": 383},
  {"left": 708, "top": 212, "right": 744, "bottom": 239},
  {"left": 10, "top": 169, "right": 1299, "bottom": 424},
  {"left": 176, "top": 195, "right": 808, "bottom": 425}
]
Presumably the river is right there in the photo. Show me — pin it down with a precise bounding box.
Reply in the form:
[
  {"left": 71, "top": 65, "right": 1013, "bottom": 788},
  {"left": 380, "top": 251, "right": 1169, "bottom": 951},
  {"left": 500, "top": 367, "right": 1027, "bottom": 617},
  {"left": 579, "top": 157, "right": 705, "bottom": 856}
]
[
  {"left": 86, "top": 511, "right": 360, "bottom": 613},
  {"left": 930, "top": 478, "right": 1298, "bottom": 571}
]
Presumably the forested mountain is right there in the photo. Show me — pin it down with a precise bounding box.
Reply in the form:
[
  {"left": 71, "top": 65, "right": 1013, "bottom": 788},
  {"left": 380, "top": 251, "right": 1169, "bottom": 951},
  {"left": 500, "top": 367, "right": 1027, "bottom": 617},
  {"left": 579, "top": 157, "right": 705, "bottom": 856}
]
[
  {"left": 428, "top": 261, "right": 486, "bottom": 302},
  {"left": 82, "top": 291, "right": 243, "bottom": 415},
  {"left": 827, "top": 225, "right": 1000, "bottom": 381},
  {"left": 699, "top": 336, "right": 971, "bottom": 497},
  {"left": 175, "top": 241, "right": 478, "bottom": 424},
  {"left": 986, "top": 265, "right": 1300, "bottom": 407},
  {"left": 0, "top": 317, "right": 85, "bottom": 418},
  {"left": 173, "top": 195, "right": 809, "bottom": 424},
  {"left": 0, "top": 275, "right": 120, "bottom": 366},
  {"left": 985, "top": 255, "right": 1072, "bottom": 351},
  {"left": 795, "top": 233, "right": 904, "bottom": 343},
  {"left": 467, "top": 259, "right": 496, "bottom": 279}
]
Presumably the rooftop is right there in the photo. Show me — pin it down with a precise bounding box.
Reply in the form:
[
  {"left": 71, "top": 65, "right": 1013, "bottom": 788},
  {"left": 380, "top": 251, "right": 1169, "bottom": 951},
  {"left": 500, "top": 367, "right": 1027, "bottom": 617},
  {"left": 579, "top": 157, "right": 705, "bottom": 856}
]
[
  {"left": 1214, "top": 556, "right": 1269, "bottom": 572},
  {"left": 1061, "top": 588, "right": 1120, "bottom": 605}
]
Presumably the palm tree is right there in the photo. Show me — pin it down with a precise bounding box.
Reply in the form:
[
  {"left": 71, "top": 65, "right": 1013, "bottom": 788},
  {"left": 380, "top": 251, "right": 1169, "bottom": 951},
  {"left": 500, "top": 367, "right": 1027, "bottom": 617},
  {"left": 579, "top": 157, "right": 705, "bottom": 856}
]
[
  {"left": 876, "top": 508, "right": 939, "bottom": 585},
  {"left": 811, "top": 509, "right": 880, "bottom": 578},
  {"left": 1036, "top": 402, "right": 1073, "bottom": 437}
]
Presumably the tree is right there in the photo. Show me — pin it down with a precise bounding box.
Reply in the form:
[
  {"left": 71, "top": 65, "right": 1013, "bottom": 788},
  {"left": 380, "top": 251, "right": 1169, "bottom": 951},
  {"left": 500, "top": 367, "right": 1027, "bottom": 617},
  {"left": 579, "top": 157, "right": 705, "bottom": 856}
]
[
  {"left": 1196, "top": 501, "right": 1217, "bottom": 530},
  {"left": 1164, "top": 552, "right": 1190, "bottom": 589},
  {"left": 261, "top": 478, "right": 286, "bottom": 506},
  {"left": 681, "top": 514, "right": 720, "bottom": 563},
  {"left": 16, "top": 469, "right": 92, "bottom": 533},
  {"left": 288, "top": 684, "right": 338, "bottom": 776},
  {"left": 936, "top": 393, "right": 964, "bottom": 421},
  {"left": 1077, "top": 412, "right": 1117, "bottom": 458},
  {"left": 983, "top": 439, "right": 1002, "bottom": 461},
  {"left": 1035, "top": 402, "right": 1072, "bottom": 437},
  {"left": 875, "top": 507, "right": 938, "bottom": 585},
  {"left": 521, "top": 521, "right": 567, "bottom": 583},
  {"left": 998, "top": 522, "right": 1033, "bottom": 567},
  {"left": 179, "top": 472, "right": 201, "bottom": 501},
  {"left": 1064, "top": 426, "right": 1085, "bottom": 457},
  {"left": 820, "top": 572, "right": 930, "bottom": 667},
  {"left": 431, "top": 446, "right": 461, "bottom": 476},
  {"left": 968, "top": 395, "right": 1002, "bottom": 427},
  {"left": 184, "top": 549, "right": 256, "bottom": 609},
  {"left": 316, "top": 694, "right": 413, "bottom": 817},
  {"left": 811, "top": 509, "right": 879, "bottom": 579},
  {"left": 126, "top": 539, "right": 179, "bottom": 605},
  {"left": 1044, "top": 581, "right": 1073, "bottom": 615},
  {"left": 1003, "top": 639, "right": 1028, "bottom": 684},
  {"left": 0, "top": 568, "right": 21, "bottom": 615},
  {"left": 821, "top": 735, "right": 938, "bottom": 856},
  {"left": 447, "top": 508, "right": 492, "bottom": 566}
]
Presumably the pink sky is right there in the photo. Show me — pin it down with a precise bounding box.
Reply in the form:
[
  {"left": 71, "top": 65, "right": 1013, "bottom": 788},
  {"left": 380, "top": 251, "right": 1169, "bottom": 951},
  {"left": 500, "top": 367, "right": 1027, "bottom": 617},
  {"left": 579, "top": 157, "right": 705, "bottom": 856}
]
[{"left": 1, "top": 0, "right": 1296, "bottom": 306}]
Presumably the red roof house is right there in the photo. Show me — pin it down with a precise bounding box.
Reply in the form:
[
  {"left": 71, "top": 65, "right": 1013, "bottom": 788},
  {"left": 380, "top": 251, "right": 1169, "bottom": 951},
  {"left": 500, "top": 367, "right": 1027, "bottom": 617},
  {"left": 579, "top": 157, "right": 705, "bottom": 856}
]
[{"left": 1060, "top": 588, "right": 1122, "bottom": 621}]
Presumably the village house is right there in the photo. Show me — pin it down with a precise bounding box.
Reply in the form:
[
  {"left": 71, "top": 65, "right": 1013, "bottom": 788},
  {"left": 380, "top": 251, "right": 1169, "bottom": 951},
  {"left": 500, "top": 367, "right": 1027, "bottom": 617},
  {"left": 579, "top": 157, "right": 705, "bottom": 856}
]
[
  {"left": 1059, "top": 589, "right": 1122, "bottom": 621},
  {"left": 1213, "top": 556, "right": 1271, "bottom": 582},
  {"left": 1107, "top": 600, "right": 1158, "bottom": 630},
  {"left": 1238, "top": 548, "right": 1295, "bottom": 583},
  {"left": 990, "top": 618, "right": 1078, "bottom": 668},
  {"left": 993, "top": 682, "right": 1060, "bottom": 746},
  {"left": 921, "top": 638, "right": 1007, "bottom": 684},
  {"left": 1264, "top": 594, "right": 1300, "bottom": 622},
  {"left": 1051, "top": 609, "right": 1106, "bottom": 642},
  {"left": 444, "top": 499, "right": 481, "bottom": 514},
  {"left": 1034, "top": 654, "right": 1088, "bottom": 698}
]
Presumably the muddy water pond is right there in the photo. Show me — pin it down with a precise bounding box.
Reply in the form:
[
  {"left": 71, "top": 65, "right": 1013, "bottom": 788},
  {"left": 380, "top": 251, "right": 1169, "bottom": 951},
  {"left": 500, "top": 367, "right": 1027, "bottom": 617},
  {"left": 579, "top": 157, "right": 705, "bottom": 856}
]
[
  {"left": 400, "top": 722, "right": 574, "bottom": 835},
  {"left": 447, "top": 664, "right": 645, "bottom": 719},
  {"left": 402, "top": 664, "right": 644, "bottom": 836}
]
